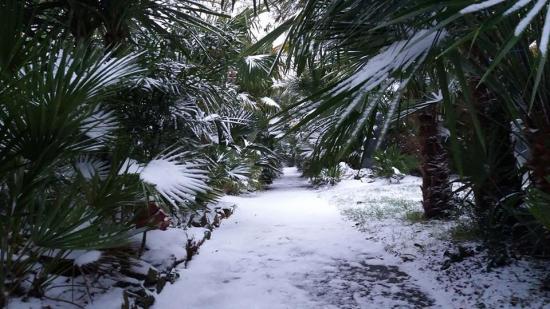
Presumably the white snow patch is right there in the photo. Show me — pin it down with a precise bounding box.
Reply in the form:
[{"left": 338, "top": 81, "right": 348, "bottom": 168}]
[
  {"left": 74, "top": 250, "right": 102, "bottom": 267},
  {"left": 86, "top": 288, "right": 125, "bottom": 309},
  {"left": 260, "top": 97, "right": 281, "bottom": 109},
  {"left": 153, "top": 168, "right": 550, "bottom": 309},
  {"left": 460, "top": 0, "right": 507, "bottom": 14},
  {"left": 136, "top": 228, "right": 189, "bottom": 271},
  {"left": 514, "top": 0, "right": 547, "bottom": 36},
  {"left": 202, "top": 113, "right": 220, "bottom": 122},
  {"left": 153, "top": 168, "right": 445, "bottom": 309}
]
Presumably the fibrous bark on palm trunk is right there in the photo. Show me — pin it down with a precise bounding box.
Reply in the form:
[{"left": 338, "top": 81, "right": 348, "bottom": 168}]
[
  {"left": 470, "top": 82, "right": 522, "bottom": 224},
  {"left": 418, "top": 106, "right": 453, "bottom": 218},
  {"left": 526, "top": 116, "right": 550, "bottom": 194}
]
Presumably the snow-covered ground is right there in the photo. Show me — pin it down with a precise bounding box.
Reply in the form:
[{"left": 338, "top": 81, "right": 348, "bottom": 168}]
[
  {"left": 325, "top": 176, "right": 550, "bottom": 309},
  {"left": 154, "top": 167, "right": 550, "bottom": 309},
  {"left": 10, "top": 167, "right": 549, "bottom": 308},
  {"left": 148, "top": 169, "right": 417, "bottom": 307}
]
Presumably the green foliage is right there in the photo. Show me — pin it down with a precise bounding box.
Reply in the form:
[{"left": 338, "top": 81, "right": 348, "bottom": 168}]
[
  {"left": 0, "top": 41, "right": 148, "bottom": 301},
  {"left": 404, "top": 211, "right": 426, "bottom": 224},
  {"left": 528, "top": 187, "right": 550, "bottom": 230},
  {"left": 449, "top": 221, "right": 482, "bottom": 243},
  {"left": 310, "top": 165, "right": 342, "bottom": 186},
  {"left": 0, "top": 1, "right": 285, "bottom": 304},
  {"left": 372, "top": 146, "right": 419, "bottom": 178},
  {"left": 266, "top": 0, "right": 550, "bottom": 257}
]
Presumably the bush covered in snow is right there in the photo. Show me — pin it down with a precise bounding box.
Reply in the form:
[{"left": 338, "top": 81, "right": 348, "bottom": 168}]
[{"left": 0, "top": 2, "right": 282, "bottom": 307}]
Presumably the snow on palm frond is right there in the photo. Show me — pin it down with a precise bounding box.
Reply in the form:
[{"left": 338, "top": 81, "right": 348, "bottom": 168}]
[
  {"left": 72, "top": 51, "right": 143, "bottom": 98},
  {"left": 228, "top": 165, "right": 251, "bottom": 181},
  {"left": 244, "top": 54, "right": 271, "bottom": 72},
  {"left": 224, "top": 108, "right": 254, "bottom": 125},
  {"left": 80, "top": 107, "right": 118, "bottom": 143},
  {"left": 171, "top": 99, "right": 201, "bottom": 120},
  {"left": 334, "top": 29, "right": 445, "bottom": 96},
  {"left": 131, "top": 76, "right": 180, "bottom": 94},
  {"left": 202, "top": 114, "right": 221, "bottom": 122},
  {"left": 20, "top": 47, "right": 143, "bottom": 109},
  {"left": 140, "top": 148, "right": 210, "bottom": 205},
  {"left": 460, "top": 0, "right": 508, "bottom": 13},
  {"left": 74, "top": 156, "right": 110, "bottom": 180},
  {"left": 238, "top": 93, "right": 257, "bottom": 109},
  {"left": 460, "top": 0, "right": 550, "bottom": 55},
  {"left": 118, "top": 158, "right": 143, "bottom": 175},
  {"left": 392, "top": 91, "right": 444, "bottom": 121},
  {"left": 260, "top": 97, "right": 281, "bottom": 110}
]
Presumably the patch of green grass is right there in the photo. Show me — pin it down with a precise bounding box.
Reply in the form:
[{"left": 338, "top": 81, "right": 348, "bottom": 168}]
[
  {"left": 404, "top": 210, "right": 426, "bottom": 223},
  {"left": 449, "top": 221, "right": 482, "bottom": 242},
  {"left": 341, "top": 197, "right": 421, "bottom": 222}
]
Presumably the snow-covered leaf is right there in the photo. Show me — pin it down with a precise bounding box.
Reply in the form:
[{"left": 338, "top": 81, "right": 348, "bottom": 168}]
[
  {"left": 460, "top": 0, "right": 550, "bottom": 55},
  {"left": 74, "top": 156, "right": 110, "bottom": 180},
  {"left": 334, "top": 29, "right": 445, "bottom": 96},
  {"left": 118, "top": 158, "right": 144, "bottom": 175},
  {"left": 80, "top": 107, "right": 118, "bottom": 144},
  {"left": 260, "top": 97, "right": 281, "bottom": 110},
  {"left": 140, "top": 149, "right": 210, "bottom": 205}
]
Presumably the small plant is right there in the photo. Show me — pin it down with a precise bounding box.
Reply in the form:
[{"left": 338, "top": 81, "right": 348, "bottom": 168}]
[
  {"left": 310, "top": 165, "right": 342, "bottom": 186},
  {"left": 404, "top": 211, "right": 426, "bottom": 223},
  {"left": 450, "top": 220, "right": 482, "bottom": 242},
  {"left": 372, "top": 145, "right": 419, "bottom": 178}
]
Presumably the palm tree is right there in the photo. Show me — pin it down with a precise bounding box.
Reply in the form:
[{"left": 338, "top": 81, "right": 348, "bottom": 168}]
[
  {"left": 24, "top": 0, "right": 226, "bottom": 47},
  {"left": 260, "top": 0, "right": 549, "bottom": 232},
  {"left": 254, "top": 0, "right": 454, "bottom": 216},
  {"left": 0, "top": 1, "right": 284, "bottom": 303}
]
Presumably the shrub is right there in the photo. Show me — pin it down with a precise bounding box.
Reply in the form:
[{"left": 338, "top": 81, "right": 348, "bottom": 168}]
[
  {"left": 372, "top": 145, "right": 419, "bottom": 178},
  {"left": 310, "top": 165, "right": 343, "bottom": 186}
]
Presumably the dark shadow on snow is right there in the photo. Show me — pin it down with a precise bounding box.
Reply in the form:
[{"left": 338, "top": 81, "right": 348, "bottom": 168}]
[{"left": 295, "top": 258, "right": 435, "bottom": 309}]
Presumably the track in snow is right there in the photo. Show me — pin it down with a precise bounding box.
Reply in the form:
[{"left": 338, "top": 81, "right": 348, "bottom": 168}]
[{"left": 154, "top": 167, "right": 445, "bottom": 309}]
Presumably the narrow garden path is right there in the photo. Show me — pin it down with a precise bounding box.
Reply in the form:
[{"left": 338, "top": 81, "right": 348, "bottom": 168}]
[{"left": 154, "top": 168, "right": 450, "bottom": 309}]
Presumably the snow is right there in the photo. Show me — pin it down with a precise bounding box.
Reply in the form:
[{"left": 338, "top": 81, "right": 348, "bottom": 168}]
[
  {"left": 202, "top": 114, "right": 220, "bottom": 122},
  {"left": 245, "top": 54, "right": 270, "bottom": 70},
  {"left": 8, "top": 169, "right": 549, "bottom": 308},
  {"left": 322, "top": 176, "right": 550, "bottom": 308},
  {"left": 260, "top": 97, "right": 281, "bottom": 109},
  {"left": 504, "top": 0, "right": 535, "bottom": 15},
  {"left": 460, "top": 0, "right": 507, "bottom": 14},
  {"left": 118, "top": 158, "right": 143, "bottom": 174},
  {"left": 86, "top": 288, "right": 125, "bottom": 309},
  {"left": 80, "top": 108, "right": 118, "bottom": 142},
  {"left": 136, "top": 229, "right": 189, "bottom": 271},
  {"left": 334, "top": 29, "right": 444, "bottom": 96},
  {"left": 140, "top": 157, "right": 209, "bottom": 204},
  {"left": 237, "top": 93, "right": 256, "bottom": 108},
  {"left": 75, "top": 156, "right": 111, "bottom": 179},
  {"left": 74, "top": 250, "right": 102, "bottom": 267},
  {"left": 541, "top": 6, "right": 550, "bottom": 55},
  {"left": 153, "top": 167, "right": 550, "bottom": 309},
  {"left": 153, "top": 168, "right": 447, "bottom": 308},
  {"left": 458, "top": 0, "right": 550, "bottom": 55},
  {"left": 514, "top": 0, "right": 546, "bottom": 36}
]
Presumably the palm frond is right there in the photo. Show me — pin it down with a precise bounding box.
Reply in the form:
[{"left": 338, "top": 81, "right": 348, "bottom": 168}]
[{"left": 140, "top": 147, "right": 210, "bottom": 205}]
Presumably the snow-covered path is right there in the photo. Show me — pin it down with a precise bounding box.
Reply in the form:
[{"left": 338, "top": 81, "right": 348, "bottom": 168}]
[{"left": 154, "top": 167, "right": 445, "bottom": 309}]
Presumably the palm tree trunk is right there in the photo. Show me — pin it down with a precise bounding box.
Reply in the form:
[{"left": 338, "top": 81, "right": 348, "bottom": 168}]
[
  {"left": 360, "top": 113, "right": 383, "bottom": 168},
  {"left": 470, "top": 83, "right": 522, "bottom": 223},
  {"left": 418, "top": 106, "right": 453, "bottom": 218},
  {"left": 526, "top": 116, "right": 550, "bottom": 194}
]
